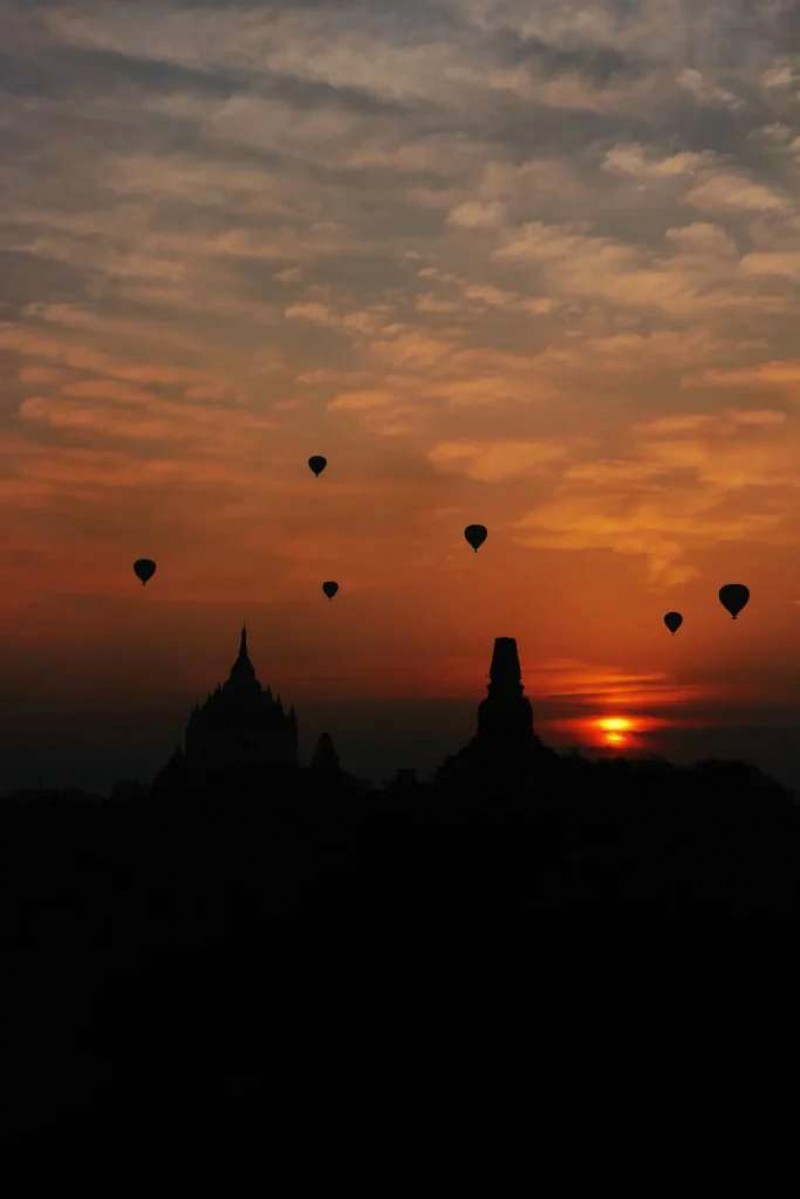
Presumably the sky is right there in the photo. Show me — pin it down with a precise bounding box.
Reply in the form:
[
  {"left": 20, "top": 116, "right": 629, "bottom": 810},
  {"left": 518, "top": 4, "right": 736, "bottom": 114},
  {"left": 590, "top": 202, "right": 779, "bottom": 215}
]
[{"left": 4, "top": 0, "right": 800, "bottom": 793}]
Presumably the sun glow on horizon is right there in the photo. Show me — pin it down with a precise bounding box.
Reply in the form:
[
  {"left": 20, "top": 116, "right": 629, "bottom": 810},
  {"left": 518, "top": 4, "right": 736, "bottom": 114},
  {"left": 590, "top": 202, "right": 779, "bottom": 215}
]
[
  {"left": 596, "top": 717, "right": 634, "bottom": 734},
  {"left": 595, "top": 715, "right": 635, "bottom": 749},
  {"left": 545, "top": 712, "right": 684, "bottom": 757}
]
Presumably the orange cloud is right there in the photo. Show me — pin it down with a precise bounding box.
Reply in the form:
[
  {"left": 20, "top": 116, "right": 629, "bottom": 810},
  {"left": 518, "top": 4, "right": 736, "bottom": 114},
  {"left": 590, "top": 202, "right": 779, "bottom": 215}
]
[{"left": 428, "top": 439, "right": 566, "bottom": 482}]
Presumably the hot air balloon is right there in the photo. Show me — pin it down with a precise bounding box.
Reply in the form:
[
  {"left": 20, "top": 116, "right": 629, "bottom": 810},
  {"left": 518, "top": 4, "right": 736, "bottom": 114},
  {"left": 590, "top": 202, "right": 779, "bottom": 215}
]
[
  {"left": 664, "top": 611, "right": 683, "bottom": 635},
  {"left": 133, "top": 558, "right": 156, "bottom": 586},
  {"left": 464, "top": 524, "right": 488, "bottom": 553},
  {"left": 308, "top": 455, "right": 327, "bottom": 477},
  {"left": 322, "top": 581, "right": 339, "bottom": 600},
  {"left": 719, "top": 583, "right": 750, "bottom": 620}
]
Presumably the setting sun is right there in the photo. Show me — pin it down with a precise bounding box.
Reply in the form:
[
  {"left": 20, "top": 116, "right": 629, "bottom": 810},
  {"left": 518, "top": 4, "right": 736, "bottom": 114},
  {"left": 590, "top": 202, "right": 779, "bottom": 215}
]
[
  {"left": 594, "top": 715, "right": 637, "bottom": 750},
  {"left": 596, "top": 717, "right": 634, "bottom": 734}
]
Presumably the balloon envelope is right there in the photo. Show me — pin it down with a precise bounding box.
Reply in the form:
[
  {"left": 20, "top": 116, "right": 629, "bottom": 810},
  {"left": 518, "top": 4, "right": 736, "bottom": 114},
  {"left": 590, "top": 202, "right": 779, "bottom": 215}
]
[
  {"left": 664, "top": 611, "right": 683, "bottom": 635},
  {"left": 719, "top": 583, "right": 749, "bottom": 619},
  {"left": 308, "top": 455, "right": 327, "bottom": 477},
  {"left": 322, "top": 580, "right": 339, "bottom": 599},
  {"left": 464, "top": 524, "right": 488, "bottom": 552},
  {"left": 133, "top": 558, "right": 156, "bottom": 586}
]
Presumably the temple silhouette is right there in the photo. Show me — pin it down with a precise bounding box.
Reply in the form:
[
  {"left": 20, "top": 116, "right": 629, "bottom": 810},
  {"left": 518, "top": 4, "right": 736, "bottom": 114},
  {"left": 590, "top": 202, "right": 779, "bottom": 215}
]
[
  {"left": 151, "top": 625, "right": 355, "bottom": 792},
  {"left": 310, "top": 731, "right": 341, "bottom": 773},
  {"left": 154, "top": 626, "right": 303, "bottom": 790},
  {"left": 438, "top": 636, "right": 555, "bottom": 785}
]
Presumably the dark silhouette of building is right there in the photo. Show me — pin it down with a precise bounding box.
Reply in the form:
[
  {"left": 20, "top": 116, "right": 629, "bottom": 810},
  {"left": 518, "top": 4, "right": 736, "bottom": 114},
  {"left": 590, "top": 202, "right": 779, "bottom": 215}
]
[
  {"left": 153, "top": 626, "right": 298, "bottom": 790},
  {"left": 437, "top": 636, "right": 554, "bottom": 785},
  {"left": 310, "top": 732, "right": 340, "bottom": 772}
]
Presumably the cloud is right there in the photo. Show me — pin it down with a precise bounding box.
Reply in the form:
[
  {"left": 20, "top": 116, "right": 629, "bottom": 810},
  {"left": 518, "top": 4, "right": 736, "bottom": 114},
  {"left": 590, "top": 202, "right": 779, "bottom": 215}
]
[
  {"left": 19, "top": 395, "right": 177, "bottom": 441},
  {"left": 690, "top": 360, "right": 800, "bottom": 390},
  {"left": 602, "top": 145, "right": 793, "bottom": 222},
  {"left": 46, "top": 4, "right": 507, "bottom": 107},
  {"left": 61, "top": 378, "right": 159, "bottom": 405},
  {"left": 676, "top": 67, "right": 742, "bottom": 110},
  {"left": 17, "top": 366, "right": 66, "bottom": 385},
  {"left": 20, "top": 301, "right": 199, "bottom": 350},
  {"left": 738, "top": 252, "right": 800, "bottom": 280},
  {"left": 427, "top": 438, "right": 567, "bottom": 481},
  {"left": 512, "top": 490, "right": 781, "bottom": 585},
  {"left": 456, "top": 0, "right": 792, "bottom": 68},
  {"left": 529, "top": 659, "right": 718, "bottom": 708},
  {"left": 328, "top": 390, "right": 395, "bottom": 412},
  {"left": 686, "top": 171, "right": 792, "bottom": 214},
  {"left": 510, "top": 405, "right": 797, "bottom": 581},
  {"left": 12, "top": 232, "right": 188, "bottom": 283},
  {"left": 39, "top": 1, "right": 674, "bottom": 118},
  {"left": 274, "top": 267, "right": 304, "bottom": 283},
  {"left": 284, "top": 302, "right": 342, "bottom": 329},
  {"left": 18, "top": 380, "right": 277, "bottom": 447},
  {"left": 761, "top": 61, "right": 799, "bottom": 90},
  {"left": 664, "top": 222, "right": 737, "bottom": 257},
  {"left": 104, "top": 152, "right": 311, "bottom": 219},
  {"left": 602, "top": 143, "right": 713, "bottom": 179},
  {"left": 446, "top": 201, "right": 507, "bottom": 229},
  {"left": 368, "top": 331, "right": 458, "bottom": 370},
  {"left": 493, "top": 218, "right": 753, "bottom": 318},
  {"left": 415, "top": 293, "right": 461, "bottom": 313},
  {"left": 0, "top": 324, "right": 217, "bottom": 387}
]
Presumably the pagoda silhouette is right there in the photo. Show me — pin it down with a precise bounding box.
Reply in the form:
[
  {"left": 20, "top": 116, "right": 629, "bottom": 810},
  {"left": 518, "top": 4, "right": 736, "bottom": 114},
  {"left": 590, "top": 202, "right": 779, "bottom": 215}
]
[
  {"left": 309, "top": 732, "right": 340, "bottom": 772},
  {"left": 437, "top": 636, "right": 555, "bottom": 786},
  {"left": 153, "top": 626, "right": 298, "bottom": 791}
]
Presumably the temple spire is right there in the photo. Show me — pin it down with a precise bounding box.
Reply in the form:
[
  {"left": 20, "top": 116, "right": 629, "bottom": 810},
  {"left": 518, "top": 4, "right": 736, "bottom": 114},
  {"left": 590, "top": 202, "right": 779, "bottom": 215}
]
[
  {"left": 476, "top": 636, "right": 536, "bottom": 743},
  {"left": 435, "top": 635, "right": 550, "bottom": 792},
  {"left": 227, "top": 622, "right": 256, "bottom": 685},
  {"left": 487, "top": 636, "right": 524, "bottom": 698}
]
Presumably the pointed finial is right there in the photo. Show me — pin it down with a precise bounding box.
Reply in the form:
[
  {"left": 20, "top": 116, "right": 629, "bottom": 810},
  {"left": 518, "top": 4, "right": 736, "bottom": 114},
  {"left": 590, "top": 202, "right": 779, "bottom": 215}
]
[{"left": 226, "top": 622, "right": 257, "bottom": 685}]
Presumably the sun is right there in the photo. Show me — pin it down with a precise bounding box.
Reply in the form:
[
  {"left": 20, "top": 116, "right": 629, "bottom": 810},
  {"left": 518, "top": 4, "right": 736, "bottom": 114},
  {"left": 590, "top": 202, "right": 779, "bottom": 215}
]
[
  {"left": 550, "top": 712, "right": 660, "bottom": 755},
  {"left": 596, "top": 717, "right": 633, "bottom": 733},
  {"left": 595, "top": 715, "right": 636, "bottom": 749}
]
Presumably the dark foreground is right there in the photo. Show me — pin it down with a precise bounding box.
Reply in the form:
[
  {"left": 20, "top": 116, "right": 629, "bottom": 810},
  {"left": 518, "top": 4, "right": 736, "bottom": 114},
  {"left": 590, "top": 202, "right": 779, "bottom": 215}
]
[{"left": 4, "top": 754, "right": 800, "bottom": 1157}]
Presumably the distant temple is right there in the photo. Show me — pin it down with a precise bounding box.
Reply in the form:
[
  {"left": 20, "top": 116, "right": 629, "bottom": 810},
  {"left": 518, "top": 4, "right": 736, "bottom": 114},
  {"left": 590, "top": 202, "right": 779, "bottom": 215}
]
[
  {"left": 310, "top": 732, "right": 341, "bottom": 773},
  {"left": 437, "top": 637, "right": 553, "bottom": 784},
  {"left": 154, "top": 626, "right": 298, "bottom": 790}
]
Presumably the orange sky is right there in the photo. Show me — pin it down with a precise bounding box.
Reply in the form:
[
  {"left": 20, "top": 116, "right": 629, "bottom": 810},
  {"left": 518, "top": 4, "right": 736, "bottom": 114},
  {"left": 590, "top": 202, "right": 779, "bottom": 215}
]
[{"left": 3, "top": 0, "right": 800, "bottom": 790}]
